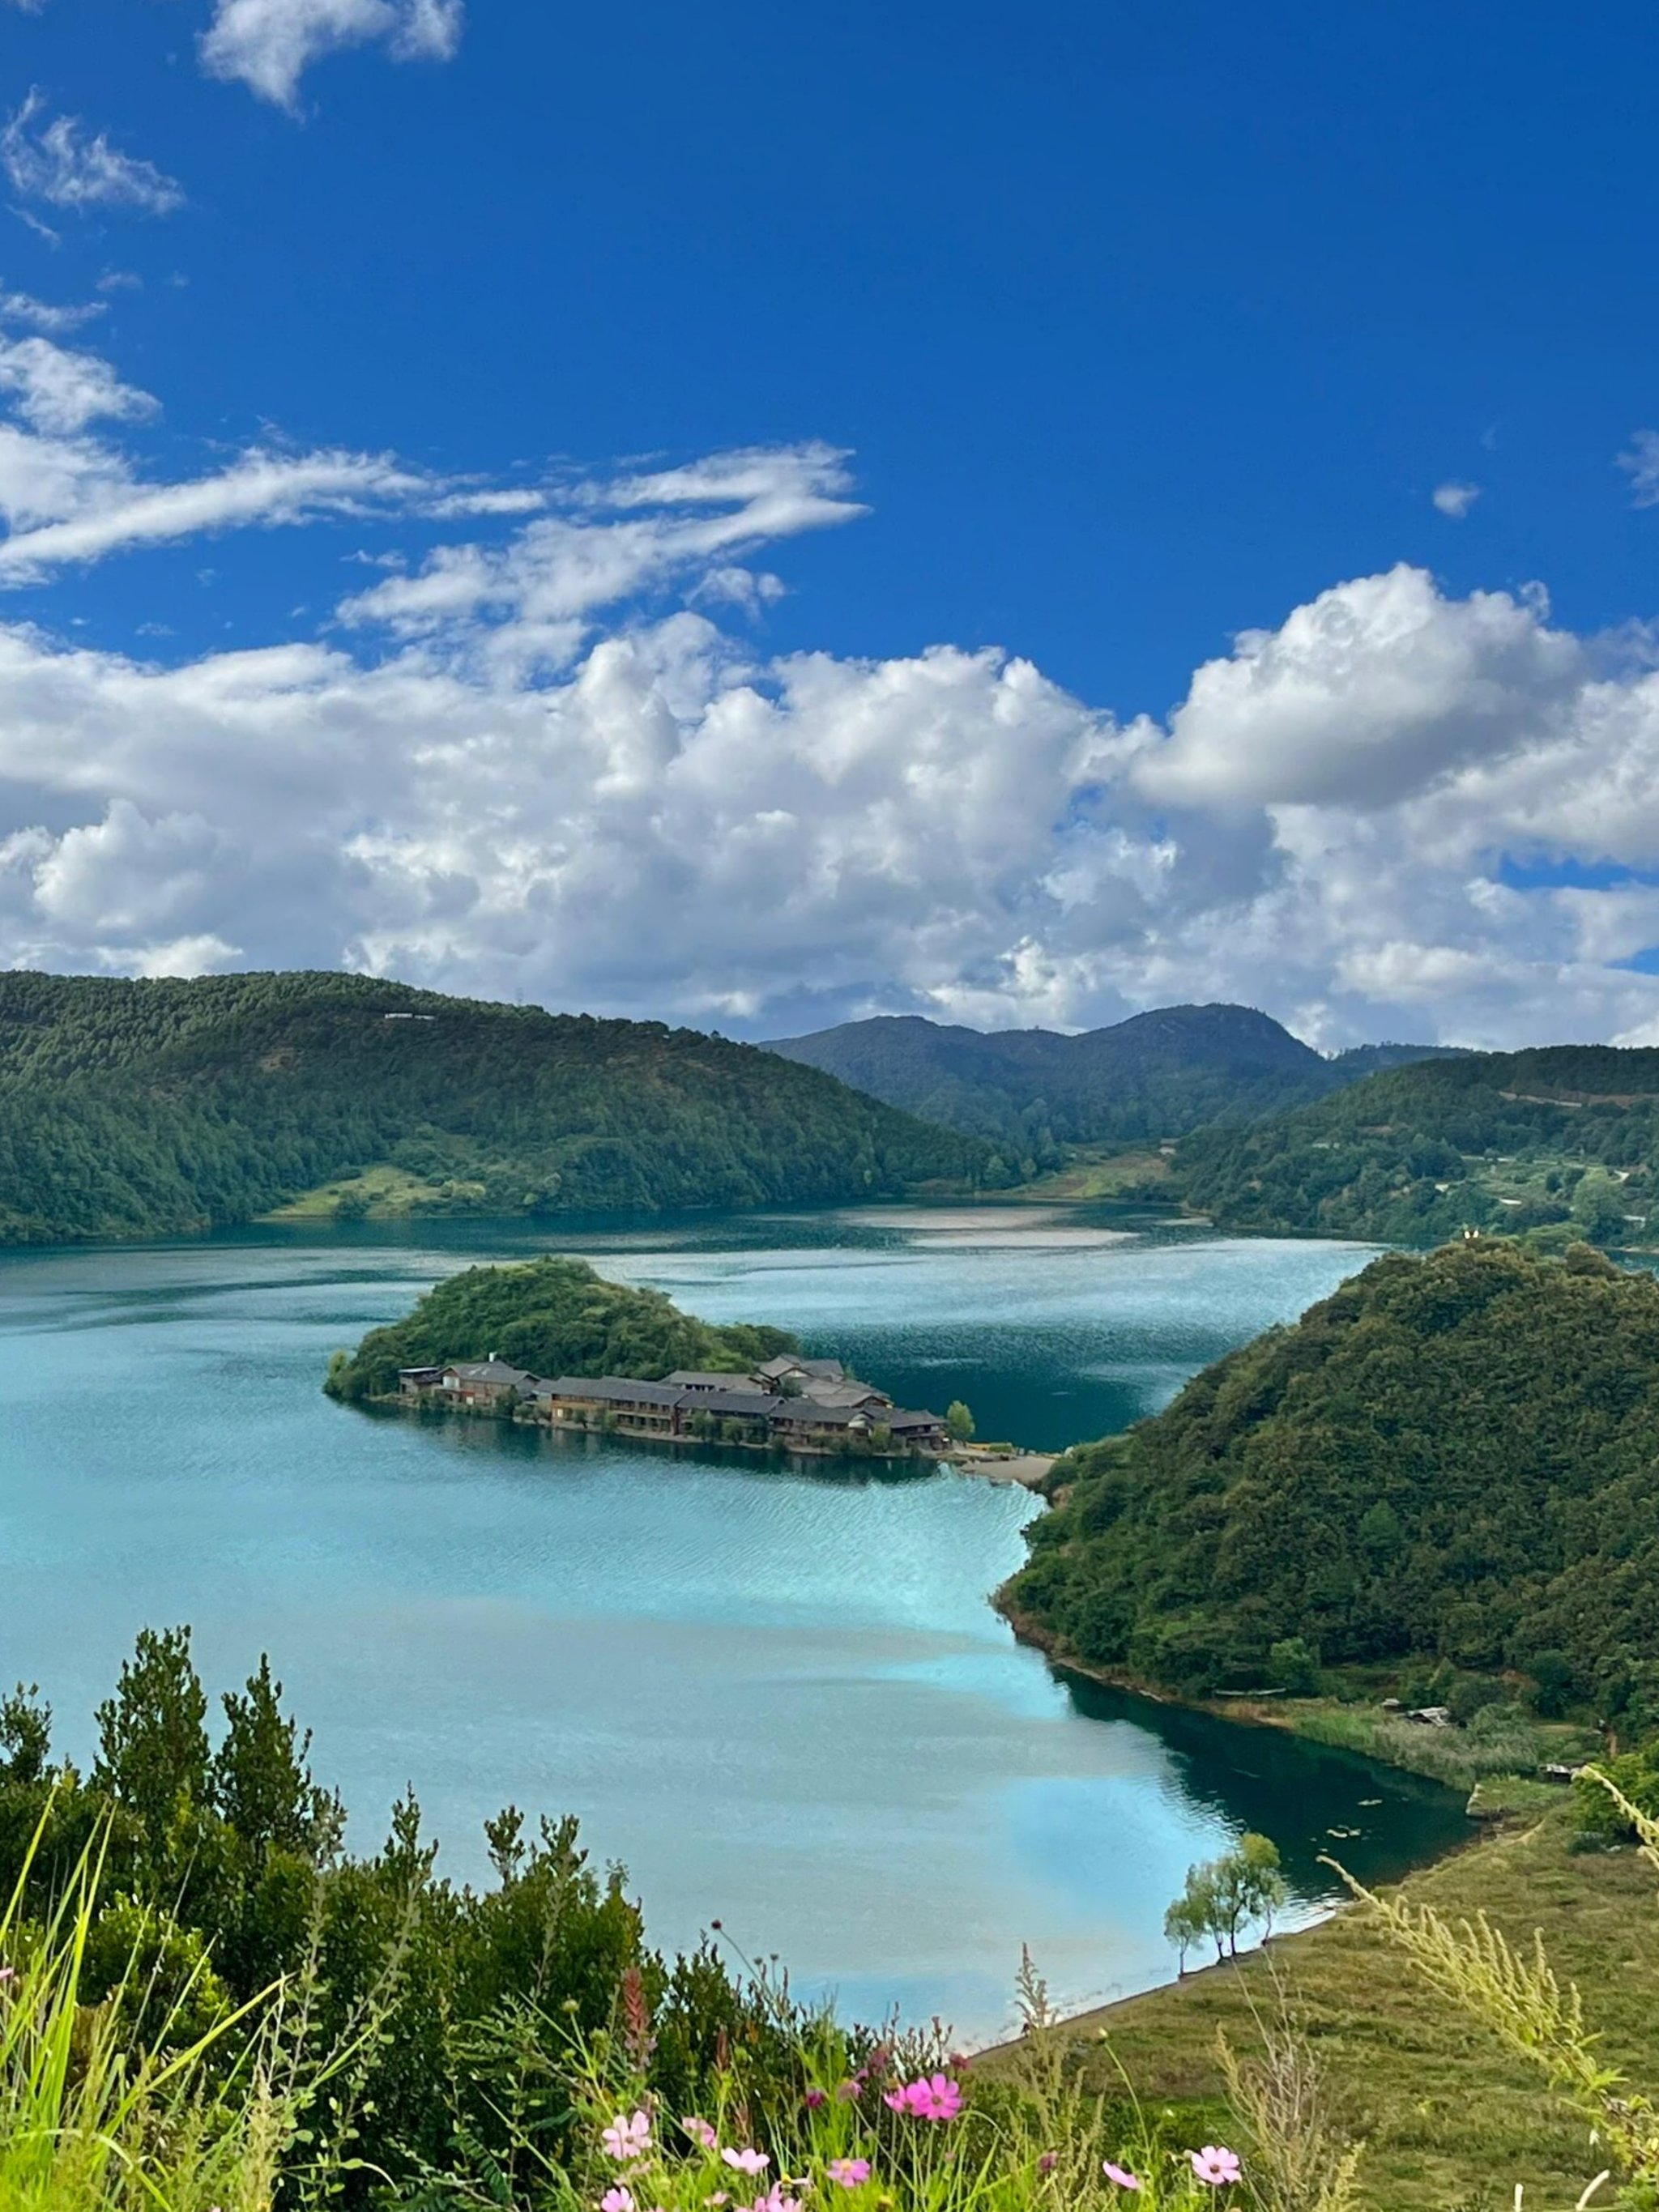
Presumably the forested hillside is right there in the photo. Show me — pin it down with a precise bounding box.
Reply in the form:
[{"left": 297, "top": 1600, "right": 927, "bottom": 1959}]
[
  {"left": 0, "top": 971, "right": 983, "bottom": 1245},
  {"left": 326, "top": 1255, "right": 796, "bottom": 1400},
  {"left": 766, "top": 1005, "right": 1459, "bottom": 1170},
  {"left": 1173, "top": 1044, "right": 1659, "bottom": 1244},
  {"left": 1001, "top": 1239, "right": 1659, "bottom": 1731}
]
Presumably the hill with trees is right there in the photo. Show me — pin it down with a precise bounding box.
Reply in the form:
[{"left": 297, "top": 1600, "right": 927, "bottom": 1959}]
[
  {"left": 766, "top": 1005, "right": 1461, "bottom": 1173},
  {"left": 1171, "top": 1043, "right": 1659, "bottom": 1245},
  {"left": 1000, "top": 1238, "right": 1659, "bottom": 1733},
  {"left": 325, "top": 1254, "right": 797, "bottom": 1402},
  {"left": 0, "top": 970, "right": 983, "bottom": 1245}
]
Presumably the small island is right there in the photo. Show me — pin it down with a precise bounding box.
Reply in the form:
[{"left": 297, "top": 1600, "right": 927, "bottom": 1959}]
[{"left": 326, "top": 1255, "right": 960, "bottom": 1460}]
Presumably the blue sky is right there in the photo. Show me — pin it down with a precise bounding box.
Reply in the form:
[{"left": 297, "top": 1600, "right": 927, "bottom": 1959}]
[{"left": 1, "top": 0, "right": 1658, "bottom": 1046}]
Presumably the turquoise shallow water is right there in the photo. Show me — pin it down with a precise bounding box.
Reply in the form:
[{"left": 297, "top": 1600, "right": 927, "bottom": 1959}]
[{"left": 0, "top": 1205, "right": 1468, "bottom": 2039}]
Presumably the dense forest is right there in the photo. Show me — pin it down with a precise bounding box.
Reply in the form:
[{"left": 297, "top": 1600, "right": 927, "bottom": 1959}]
[
  {"left": 0, "top": 971, "right": 983, "bottom": 1244},
  {"left": 766, "top": 1005, "right": 1462, "bottom": 1171},
  {"left": 326, "top": 1255, "right": 796, "bottom": 1400},
  {"left": 0, "top": 1630, "right": 840, "bottom": 2207},
  {"left": 1000, "top": 1239, "right": 1659, "bottom": 1733},
  {"left": 1171, "top": 1045, "right": 1659, "bottom": 1245}
]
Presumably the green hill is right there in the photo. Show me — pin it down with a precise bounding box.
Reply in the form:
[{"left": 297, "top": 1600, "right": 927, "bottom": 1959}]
[
  {"left": 1172, "top": 1043, "right": 1659, "bottom": 1244},
  {"left": 0, "top": 970, "right": 984, "bottom": 1246},
  {"left": 1000, "top": 1238, "right": 1659, "bottom": 1733},
  {"left": 765, "top": 1005, "right": 1460, "bottom": 1171},
  {"left": 324, "top": 1254, "right": 797, "bottom": 1401}
]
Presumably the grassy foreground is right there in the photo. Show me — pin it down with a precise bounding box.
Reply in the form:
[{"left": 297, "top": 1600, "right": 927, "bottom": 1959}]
[{"left": 978, "top": 1806, "right": 1659, "bottom": 2210}]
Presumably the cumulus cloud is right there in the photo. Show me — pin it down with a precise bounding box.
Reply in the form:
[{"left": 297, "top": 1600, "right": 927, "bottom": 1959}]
[
  {"left": 2, "top": 92, "right": 184, "bottom": 217},
  {"left": 1, "top": 351, "right": 1658, "bottom": 1047},
  {"left": 1432, "top": 479, "right": 1481, "bottom": 519},
  {"left": 1620, "top": 429, "right": 1659, "bottom": 509},
  {"left": 201, "top": 0, "right": 465, "bottom": 110}
]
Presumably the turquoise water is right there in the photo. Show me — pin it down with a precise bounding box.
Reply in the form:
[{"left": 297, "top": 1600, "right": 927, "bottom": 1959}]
[{"left": 0, "top": 1205, "right": 1467, "bottom": 2039}]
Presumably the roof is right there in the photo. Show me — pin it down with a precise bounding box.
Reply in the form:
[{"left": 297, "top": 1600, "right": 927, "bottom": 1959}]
[
  {"left": 445, "top": 1360, "right": 537, "bottom": 1387},
  {"left": 684, "top": 1390, "right": 787, "bottom": 1418},
  {"left": 796, "top": 1380, "right": 891, "bottom": 1409},
  {"left": 754, "top": 1353, "right": 847, "bottom": 1383},
  {"left": 665, "top": 1370, "right": 757, "bottom": 1390},
  {"left": 536, "top": 1376, "right": 685, "bottom": 1409}
]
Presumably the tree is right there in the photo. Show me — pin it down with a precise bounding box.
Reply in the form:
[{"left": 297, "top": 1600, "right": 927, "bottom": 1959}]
[
  {"left": 0, "top": 1682, "right": 50, "bottom": 1784},
  {"left": 213, "top": 1656, "right": 341, "bottom": 1860},
  {"left": 1268, "top": 1636, "right": 1321, "bottom": 1697},
  {"left": 92, "top": 1626, "right": 210, "bottom": 1842},
  {"left": 945, "top": 1400, "right": 975, "bottom": 1443},
  {"left": 1164, "top": 1833, "right": 1288, "bottom": 1966}
]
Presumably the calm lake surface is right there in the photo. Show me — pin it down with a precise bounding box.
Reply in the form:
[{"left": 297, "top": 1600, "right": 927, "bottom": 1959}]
[{"left": 0, "top": 1204, "right": 1469, "bottom": 2038}]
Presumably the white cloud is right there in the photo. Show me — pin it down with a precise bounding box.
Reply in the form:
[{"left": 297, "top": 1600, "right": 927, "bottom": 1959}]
[
  {"left": 1432, "top": 479, "right": 1481, "bottom": 519},
  {"left": 1620, "top": 429, "right": 1659, "bottom": 509},
  {"left": 0, "top": 358, "right": 1658, "bottom": 1047},
  {"left": 201, "top": 0, "right": 464, "bottom": 110},
  {"left": 2, "top": 92, "right": 184, "bottom": 217},
  {"left": 0, "top": 285, "right": 104, "bottom": 333},
  {"left": 0, "top": 334, "right": 156, "bottom": 434},
  {"left": 0, "top": 445, "right": 426, "bottom": 578}
]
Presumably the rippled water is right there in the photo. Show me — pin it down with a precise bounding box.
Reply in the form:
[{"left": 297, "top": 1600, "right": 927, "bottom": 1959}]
[{"left": 0, "top": 1205, "right": 1465, "bottom": 2038}]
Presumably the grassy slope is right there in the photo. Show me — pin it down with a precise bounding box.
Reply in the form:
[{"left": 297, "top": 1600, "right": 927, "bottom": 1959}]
[{"left": 983, "top": 1809, "right": 1658, "bottom": 2210}]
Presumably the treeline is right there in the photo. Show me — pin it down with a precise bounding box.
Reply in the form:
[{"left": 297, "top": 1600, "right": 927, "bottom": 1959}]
[
  {"left": 0, "top": 1630, "right": 832, "bottom": 2206},
  {"left": 326, "top": 1255, "right": 797, "bottom": 1400},
  {"left": 0, "top": 971, "right": 984, "bottom": 1244},
  {"left": 1171, "top": 1046, "right": 1659, "bottom": 1244},
  {"left": 1000, "top": 1240, "right": 1659, "bottom": 1733}
]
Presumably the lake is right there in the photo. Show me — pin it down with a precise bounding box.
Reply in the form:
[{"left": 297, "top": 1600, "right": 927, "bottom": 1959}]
[{"left": 0, "top": 1204, "right": 1469, "bottom": 2039}]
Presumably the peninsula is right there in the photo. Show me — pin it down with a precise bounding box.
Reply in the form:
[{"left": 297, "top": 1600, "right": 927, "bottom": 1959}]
[{"left": 326, "top": 1254, "right": 954, "bottom": 1459}]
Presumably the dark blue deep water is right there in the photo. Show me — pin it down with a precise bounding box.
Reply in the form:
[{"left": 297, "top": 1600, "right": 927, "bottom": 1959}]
[{"left": 0, "top": 1205, "right": 1467, "bottom": 2038}]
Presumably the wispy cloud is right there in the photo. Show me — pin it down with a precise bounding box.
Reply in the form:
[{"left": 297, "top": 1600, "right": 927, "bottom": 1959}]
[
  {"left": 0, "top": 334, "right": 155, "bottom": 435},
  {"left": 3, "top": 92, "right": 184, "bottom": 217},
  {"left": 0, "top": 446, "right": 427, "bottom": 578},
  {"left": 1431, "top": 479, "right": 1481, "bottom": 520},
  {"left": 1619, "top": 429, "right": 1659, "bottom": 509},
  {"left": 200, "top": 0, "right": 465, "bottom": 111},
  {"left": 0, "top": 283, "right": 104, "bottom": 334}
]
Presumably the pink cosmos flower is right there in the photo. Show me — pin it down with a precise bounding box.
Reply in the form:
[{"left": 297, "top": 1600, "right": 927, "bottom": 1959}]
[
  {"left": 1102, "top": 2162, "right": 1143, "bottom": 2193},
  {"left": 603, "top": 2112, "right": 652, "bottom": 2162},
  {"left": 601, "top": 2190, "right": 635, "bottom": 2212},
  {"left": 682, "top": 2118, "right": 719, "bottom": 2151},
  {"left": 721, "top": 2148, "right": 770, "bottom": 2176},
  {"left": 1190, "top": 2146, "right": 1243, "bottom": 2188},
  {"left": 804, "top": 2088, "right": 827, "bottom": 2109},
  {"left": 886, "top": 2074, "right": 961, "bottom": 2122},
  {"left": 826, "top": 2160, "right": 870, "bottom": 2189},
  {"left": 834, "top": 2081, "right": 861, "bottom": 2103}
]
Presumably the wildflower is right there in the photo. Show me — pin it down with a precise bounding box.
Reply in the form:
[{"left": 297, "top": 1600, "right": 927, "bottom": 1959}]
[
  {"left": 704, "top": 2196, "right": 729, "bottom": 2206},
  {"left": 603, "top": 2112, "right": 652, "bottom": 2161},
  {"left": 834, "top": 2080, "right": 861, "bottom": 2103},
  {"left": 1189, "top": 2146, "right": 1242, "bottom": 2188},
  {"left": 883, "top": 2075, "right": 962, "bottom": 2122},
  {"left": 0, "top": 1967, "right": 14, "bottom": 1984},
  {"left": 683, "top": 2118, "right": 720, "bottom": 2151},
  {"left": 827, "top": 2159, "right": 870, "bottom": 2189},
  {"left": 601, "top": 2191, "right": 635, "bottom": 2212},
  {"left": 804, "top": 2088, "right": 827, "bottom": 2109},
  {"left": 722, "top": 2148, "right": 770, "bottom": 2176},
  {"left": 1102, "top": 2163, "right": 1143, "bottom": 2193},
  {"left": 1038, "top": 2152, "right": 1058, "bottom": 2174},
  {"left": 753, "top": 2192, "right": 801, "bottom": 2212}
]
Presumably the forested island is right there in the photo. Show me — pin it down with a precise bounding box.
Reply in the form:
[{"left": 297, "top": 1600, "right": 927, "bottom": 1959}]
[
  {"left": 0, "top": 970, "right": 983, "bottom": 1244},
  {"left": 326, "top": 1255, "right": 956, "bottom": 1455},
  {"left": 1001, "top": 1238, "right": 1659, "bottom": 1737}
]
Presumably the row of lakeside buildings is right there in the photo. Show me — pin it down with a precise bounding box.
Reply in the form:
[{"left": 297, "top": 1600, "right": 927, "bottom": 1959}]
[{"left": 394, "top": 1351, "right": 953, "bottom": 1455}]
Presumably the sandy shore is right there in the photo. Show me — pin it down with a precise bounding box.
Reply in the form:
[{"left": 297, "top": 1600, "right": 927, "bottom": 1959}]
[{"left": 946, "top": 1448, "right": 1056, "bottom": 1488}]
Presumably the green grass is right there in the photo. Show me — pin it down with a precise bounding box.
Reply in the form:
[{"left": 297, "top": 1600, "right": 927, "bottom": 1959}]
[
  {"left": 259, "top": 1161, "right": 483, "bottom": 1221},
  {"left": 999, "top": 1147, "right": 1174, "bottom": 1204},
  {"left": 979, "top": 1806, "right": 1659, "bottom": 2210}
]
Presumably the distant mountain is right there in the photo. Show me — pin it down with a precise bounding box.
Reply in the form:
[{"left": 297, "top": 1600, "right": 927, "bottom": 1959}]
[
  {"left": 765, "top": 1005, "right": 1462, "bottom": 1167},
  {"left": 0, "top": 971, "right": 984, "bottom": 1246},
  {"left": 1174, "top": 1043, "right": 1659, "bottom": 1246}
]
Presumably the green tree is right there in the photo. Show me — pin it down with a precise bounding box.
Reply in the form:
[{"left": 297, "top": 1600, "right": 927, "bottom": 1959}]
[
  {"left": 945, "top": 1400, "right": 976, "bottom": 1443},
  {"left": 1268, "top": 1636, "right": 1321, "bottom": 1697},
  {"left": 0, "top": 1682, "right": 50, "bottom": 1784},
  {"left": 92, "top": 1626, "right": 210, "bottom": 1843}
]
